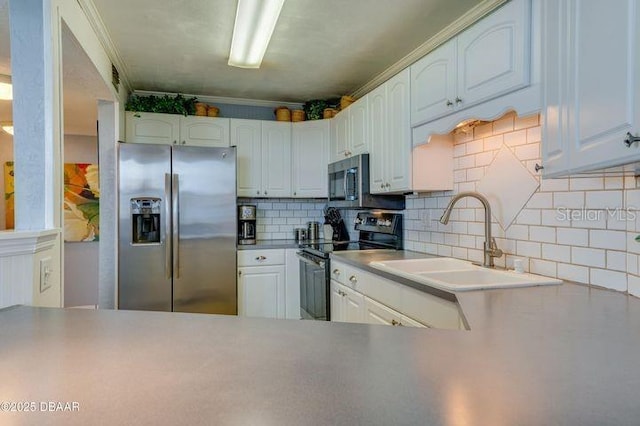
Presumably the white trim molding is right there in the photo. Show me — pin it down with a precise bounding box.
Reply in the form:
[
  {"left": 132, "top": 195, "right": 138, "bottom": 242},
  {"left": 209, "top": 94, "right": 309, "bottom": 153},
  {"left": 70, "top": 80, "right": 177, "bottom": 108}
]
[
  {"left": 133, "top": 90, "right": 304, "bottom": 110},
  {"left": 351, "top": 0, "right": 509, "bottom": 99},
  {"left": 0, "top": 229, "right": 60, "bottom": 257},
  {"left": 76, "top": 0, "right": 133, "bottom": 93}
]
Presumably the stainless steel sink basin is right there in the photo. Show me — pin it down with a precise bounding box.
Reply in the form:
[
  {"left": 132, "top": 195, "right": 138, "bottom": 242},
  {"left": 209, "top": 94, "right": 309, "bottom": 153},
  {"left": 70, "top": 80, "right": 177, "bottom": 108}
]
[{"left": 369, "top": 257, "right": 562, "bottom": 291}]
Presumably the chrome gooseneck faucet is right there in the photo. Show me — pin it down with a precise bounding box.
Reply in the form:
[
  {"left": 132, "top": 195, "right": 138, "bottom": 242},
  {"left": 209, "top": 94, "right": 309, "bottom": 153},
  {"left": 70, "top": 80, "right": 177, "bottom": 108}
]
[{"left": 439, "top": 191, "right": 503, "bottom": 268}]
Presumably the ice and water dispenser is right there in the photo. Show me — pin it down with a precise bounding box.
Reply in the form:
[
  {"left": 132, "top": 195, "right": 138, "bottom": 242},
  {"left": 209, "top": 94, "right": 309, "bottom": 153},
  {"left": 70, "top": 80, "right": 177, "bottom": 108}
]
[{"left": 131, "top": 198, "right": 161, "bottom": 244}]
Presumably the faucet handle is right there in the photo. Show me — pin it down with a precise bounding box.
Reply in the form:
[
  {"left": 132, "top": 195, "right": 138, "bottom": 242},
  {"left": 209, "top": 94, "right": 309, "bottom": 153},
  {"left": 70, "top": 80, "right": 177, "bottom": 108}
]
[{"left": 489, "top": 237, "right": 503, "bottom": 258}]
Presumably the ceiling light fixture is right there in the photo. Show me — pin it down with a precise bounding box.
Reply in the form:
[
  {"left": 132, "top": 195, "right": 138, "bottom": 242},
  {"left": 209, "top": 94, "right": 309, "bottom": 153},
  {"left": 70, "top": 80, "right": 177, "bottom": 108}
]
[
  {"left": 0, "top": 74, "right": 12, "bottom": 100},
  {"left": 1, "top": 122, "right": 14, "bottom": 136},
  {"left": 228, "top": 0, "right": 285, "bottom": 69}
]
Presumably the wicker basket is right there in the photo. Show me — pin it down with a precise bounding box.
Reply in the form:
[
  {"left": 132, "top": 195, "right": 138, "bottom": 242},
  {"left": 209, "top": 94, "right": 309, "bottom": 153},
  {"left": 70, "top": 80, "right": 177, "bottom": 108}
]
[
  {"left": 291, "top": 110, "right": 306, "bottom": 122},
  {"left": 323, "top": 108, "right": 337, "bottom": 119},
  {"left": 207, "top": 106, "right": 220, "bottom": 117},
  {"left": 275, "top": 107, "right": 291, "bottom": 121},
  {"left": 340, "top": 95, "right": 355, "bottom": 110},
  {"left": 195, "top": 102, "right": 208, "bottom": 116}
]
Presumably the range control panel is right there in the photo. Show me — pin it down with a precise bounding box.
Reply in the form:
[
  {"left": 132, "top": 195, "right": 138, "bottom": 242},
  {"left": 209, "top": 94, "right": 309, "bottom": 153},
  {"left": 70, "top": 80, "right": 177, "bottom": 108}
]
[{"left": 354, "top": 212, "right": 402, "bottom": 234}]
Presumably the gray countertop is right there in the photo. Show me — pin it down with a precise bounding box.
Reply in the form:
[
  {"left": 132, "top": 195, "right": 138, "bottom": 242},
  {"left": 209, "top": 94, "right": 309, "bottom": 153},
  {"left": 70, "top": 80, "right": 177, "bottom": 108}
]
[{"left": 2, "top": 250, "right": 640, "bottom": 424}]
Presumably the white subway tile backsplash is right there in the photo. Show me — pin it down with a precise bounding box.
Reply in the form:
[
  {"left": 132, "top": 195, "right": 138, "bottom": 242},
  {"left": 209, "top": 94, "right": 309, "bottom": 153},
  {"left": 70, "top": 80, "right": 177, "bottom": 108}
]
[
  {"left": 529, "top": 226, "right": 556, "bottom": 243},
  {"left": 590, "top": 268, "right": 627, "bottom": 292},
  {"left": 557, "top": 263, "right": 589, "bottom": 283},
  {"left": 402, "top": 112, "right": 639, "bottom": 292},
  {"left": 542, "top": 243, "right": 571, "bottom": 263},
  {"left": 589, "top": 230, "right": 626, "bottom": 250},
  {"left": 571, "top": 247, "right": 606, "bottom": 268}
]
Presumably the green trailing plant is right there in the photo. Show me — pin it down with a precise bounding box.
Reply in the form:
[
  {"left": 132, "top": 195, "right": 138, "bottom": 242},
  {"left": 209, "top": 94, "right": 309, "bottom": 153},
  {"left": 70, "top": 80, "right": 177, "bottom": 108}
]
[
  {"left": 303, "top": 97, "right": 340, "bottom": 120},
  {"left": 125, "top": 94, "right": 197, "bottom": 116}
]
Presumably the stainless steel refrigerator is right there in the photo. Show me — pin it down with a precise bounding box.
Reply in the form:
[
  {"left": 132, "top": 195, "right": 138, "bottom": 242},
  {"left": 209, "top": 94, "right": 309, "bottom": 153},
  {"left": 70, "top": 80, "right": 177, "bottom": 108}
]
[{"left": 118, "top": 142, "right": 237, "bottom": 314}]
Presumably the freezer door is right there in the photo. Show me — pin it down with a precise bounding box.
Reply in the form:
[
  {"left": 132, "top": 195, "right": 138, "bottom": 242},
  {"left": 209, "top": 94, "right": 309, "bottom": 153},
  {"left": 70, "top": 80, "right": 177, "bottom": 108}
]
[
  {"left": 118, "top": 143, "right": 172, "bottom": 311},
  {"left": 172, "top": 146, "right": 237, "bottom": 314}
]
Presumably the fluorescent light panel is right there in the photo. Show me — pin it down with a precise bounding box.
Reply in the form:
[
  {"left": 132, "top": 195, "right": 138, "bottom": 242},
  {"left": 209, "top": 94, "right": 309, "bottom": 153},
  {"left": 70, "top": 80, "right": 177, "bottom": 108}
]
[
  {"left": 0, "top": 74, "right": 12, "bottom": 100},
  {"left": 228, "top": 0, "right": 285, "bottom": 69}
]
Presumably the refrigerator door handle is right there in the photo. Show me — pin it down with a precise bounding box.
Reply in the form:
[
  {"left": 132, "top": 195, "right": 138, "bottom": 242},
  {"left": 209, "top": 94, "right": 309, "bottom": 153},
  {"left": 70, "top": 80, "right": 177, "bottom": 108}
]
[
  {"left": 172, "top": 173, "right": 180, "bottom": 279},
  {"left": 164, "top": 173, "right": 172, "bottom": 279}
]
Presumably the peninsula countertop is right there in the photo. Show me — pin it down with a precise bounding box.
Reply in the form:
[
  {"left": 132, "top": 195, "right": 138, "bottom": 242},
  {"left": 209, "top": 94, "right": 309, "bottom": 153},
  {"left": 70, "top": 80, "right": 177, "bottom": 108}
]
[{"left": 2, "top": 251, "right": 640, "bottom": 424}]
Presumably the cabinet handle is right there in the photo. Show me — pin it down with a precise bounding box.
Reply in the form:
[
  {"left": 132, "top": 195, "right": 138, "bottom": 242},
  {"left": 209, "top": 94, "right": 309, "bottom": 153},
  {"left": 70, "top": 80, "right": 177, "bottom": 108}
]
[
  {"left": 264, "top": 191, "right": 268, "bottom": 195},
  {"left": 255, "top": 256, "right": 267, "bottom": 261},
  {"left": 385, "top": 183, "right": 390, "bottom": 188},
  {"left": 238, "top": 270, "right": 242, "bottom": 276},
  {"left": 380, "top": 184, "right": 385, "bottom": 189},
  {"left": 624, "top": 132, "right": 640, "bottom": 147},
  {"left": 173, "top": 140, "right": 177, "bottom": 145},
  {"left": 349, "top": 275, "right": 357, "bottom": 284},
  {"left": 293, "top": 192, "right": 297, "bottom": 196},
  {"left": 455, "top": 97, "right": 462, "bottom": 104},
  {"left": 333, "top": 269, "right": 340, "bottom": 275},
  {"left": 446, "top": 100, "right": 453, "bottom": 107},
  {"left": 534, "top": 163, "right": 544, "bottom": 172},
  {"left": 391, "top": 319, "right": 399, "bottom": 326},
  {"left": 256, "top": 191, "right": 260, "bottom": 195},
  {"left": 181, "top": 140, "right": 186, "bottom": 145}
]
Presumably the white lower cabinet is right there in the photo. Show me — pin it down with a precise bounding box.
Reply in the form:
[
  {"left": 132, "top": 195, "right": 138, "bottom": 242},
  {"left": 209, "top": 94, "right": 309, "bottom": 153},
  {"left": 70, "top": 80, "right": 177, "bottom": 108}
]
[
  {"left": 284, "top": 249, "right": 301, "bottom": 320},
  {"left": 331, "top": 260, "right": 463, "bottom": 329},
  {"left": 237, "top": 249, "right": 285, "bottom": 319},
  {"left": 330, "top": 280, "right": 365, "bottom": 323}
]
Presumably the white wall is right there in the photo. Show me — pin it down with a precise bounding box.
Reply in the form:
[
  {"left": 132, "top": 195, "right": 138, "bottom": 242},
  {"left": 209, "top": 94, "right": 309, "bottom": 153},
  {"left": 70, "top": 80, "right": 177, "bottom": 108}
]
[{"left": 404, "top": 112, "right": 640, "bottom": 297}]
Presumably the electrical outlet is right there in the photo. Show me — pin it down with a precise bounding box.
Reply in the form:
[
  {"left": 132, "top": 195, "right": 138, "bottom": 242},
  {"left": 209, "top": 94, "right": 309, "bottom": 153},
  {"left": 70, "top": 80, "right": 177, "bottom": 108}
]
[{"left": 40, "top": 257, "right": 52, "bottom": 293}]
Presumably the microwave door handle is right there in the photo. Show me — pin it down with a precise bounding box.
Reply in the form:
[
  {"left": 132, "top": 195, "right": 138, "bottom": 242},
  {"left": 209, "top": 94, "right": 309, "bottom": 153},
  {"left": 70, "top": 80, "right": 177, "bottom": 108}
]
[{"left": 343, "top": 169, "right": 348, "bottom": 200}]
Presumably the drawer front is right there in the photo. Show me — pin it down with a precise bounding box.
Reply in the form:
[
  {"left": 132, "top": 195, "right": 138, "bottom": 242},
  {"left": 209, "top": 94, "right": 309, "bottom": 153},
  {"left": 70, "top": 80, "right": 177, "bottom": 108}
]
[
  {"left": 330, "top": 261, "right": 346, "bottom": 284},
  {"left": 238, "top": 249, "right": 285, "bottom": 267}
]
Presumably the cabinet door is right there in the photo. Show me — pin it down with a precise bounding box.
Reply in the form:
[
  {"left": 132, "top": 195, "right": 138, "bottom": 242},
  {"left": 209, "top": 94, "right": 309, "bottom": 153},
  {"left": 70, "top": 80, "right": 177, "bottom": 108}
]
[
  {"left": 125, "top": 112, "right": 180, "bottom": 145},
  {"left": 332, "top": 111, "right": 350, "bottom": 161},
  {"left": 349, "top": 96, "right": 369, "bottom": 155},
  {"left": 292, "top": 120, "right": 329, "bottom": 198},
  {"left": 330, "top": 280, "right": 344, "bottom": 322},
  {"left": 456, "top": 0, "right": 530, "bottom": 108},
  {"left": 262, "top": 121, "right": 292, "bottom": 197},
  {"left": 231, "top": 119, "right": 262, "bottom": 197},
  {"left": 238, "top": 265, "right": 285, "bottom": 319},
  {"left": 368, "top": 84, "right": 387, "bottom": 194},
  {"left": 342, "top": 286, "right": 365, "bottom": 323},
  {"left": 565, "top": 0, "right": 640, "bottom": 171},
  {"left": 364, "top": 297, "right": 402, "bottom": 326},
  {"left": 386, "top": 69, "right": 412, "bottom": 192},
  {"left": 180, "top": 116, "right": 230, "bottom": 147},
  {"left": 410, "top": 39, "right": 457, "bottom": 126}
]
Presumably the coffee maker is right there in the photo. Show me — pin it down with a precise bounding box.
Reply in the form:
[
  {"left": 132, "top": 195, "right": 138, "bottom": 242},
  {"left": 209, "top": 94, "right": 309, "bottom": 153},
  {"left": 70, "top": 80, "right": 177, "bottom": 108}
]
[{"left": 238, "top": 205, "right": 256, "bottom": 245}]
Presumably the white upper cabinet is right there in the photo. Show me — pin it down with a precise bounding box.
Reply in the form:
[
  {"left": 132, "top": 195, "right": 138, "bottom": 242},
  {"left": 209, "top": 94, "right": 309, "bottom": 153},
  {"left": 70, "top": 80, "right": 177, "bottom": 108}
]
[
  {"left": 541, "top": 0, "right": 640, "bottom": 176},
  {"left": 329, "top": 96, "right": 370, "bottom": 163},
  {"left": 410, "top": 40, "right": 457, "bottom": 125},
  {"left": 456, "top": 0, "right": 530, "bottom": 107},
  {"left": 232, "top": 119, "right": 263, "bottom": 197},
  {"left": 125, "top": 112, "right": 180, "bottom": 145},
  {"left": 369, "top": 69, "right": 412, "bottom": 194},
  {"left": 261, "top": 122, "right": 292, "bottom": 197},
  {"left": 292, "top": 120, "right": 329, "bottom": 198},
  {"left": 411, "top": 0, "right": 531, "bottom": 127},
  {"left": 125, "top": 112, "right": 230, "bottom": 147},
  {"left": 179, "top": 116, "right": 230, "bottom": 147}
]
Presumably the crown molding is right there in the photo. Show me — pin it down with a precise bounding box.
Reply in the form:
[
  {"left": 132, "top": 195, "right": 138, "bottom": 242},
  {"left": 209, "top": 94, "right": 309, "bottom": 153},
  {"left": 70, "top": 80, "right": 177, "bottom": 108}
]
[
  {"left": 133, "top": 90, "right": 304, "bottom": 110},
  {"left": 350, "top": 0, "right": 509, "bottom": 99},
  {"left": 76, "top": 0, "right": 133, "bottom": 94}
]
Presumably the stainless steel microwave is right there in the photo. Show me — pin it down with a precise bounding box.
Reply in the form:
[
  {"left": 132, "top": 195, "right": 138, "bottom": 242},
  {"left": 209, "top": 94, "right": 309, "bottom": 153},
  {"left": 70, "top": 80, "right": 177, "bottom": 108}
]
[{"left": 327, "top": 154, "right": 405, "bottom": 210}]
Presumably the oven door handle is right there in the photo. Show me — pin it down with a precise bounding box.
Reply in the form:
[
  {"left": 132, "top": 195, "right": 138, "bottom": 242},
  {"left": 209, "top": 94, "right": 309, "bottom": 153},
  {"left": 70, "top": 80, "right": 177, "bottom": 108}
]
[{"left": 296, "top": 252, "right": 325, "bottom": 268}]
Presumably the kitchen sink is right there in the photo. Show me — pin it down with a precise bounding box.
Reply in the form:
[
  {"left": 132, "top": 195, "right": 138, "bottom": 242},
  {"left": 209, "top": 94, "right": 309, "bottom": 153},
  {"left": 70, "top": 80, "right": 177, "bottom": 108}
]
[{"left": 369, "top": 258, "right": 562, "bottom": 291}]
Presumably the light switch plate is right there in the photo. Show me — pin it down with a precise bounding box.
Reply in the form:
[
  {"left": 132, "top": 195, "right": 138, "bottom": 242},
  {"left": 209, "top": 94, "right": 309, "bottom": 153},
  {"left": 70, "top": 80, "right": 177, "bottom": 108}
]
[{"left": 40, "top": 257, "right": 52, "bottom": 293}]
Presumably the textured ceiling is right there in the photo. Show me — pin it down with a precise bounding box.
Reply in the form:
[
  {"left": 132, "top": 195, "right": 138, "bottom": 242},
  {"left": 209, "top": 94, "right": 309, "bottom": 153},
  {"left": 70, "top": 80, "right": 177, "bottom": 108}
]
[{"left": 92, "top": 0, "right": 482, "bottom": 102}]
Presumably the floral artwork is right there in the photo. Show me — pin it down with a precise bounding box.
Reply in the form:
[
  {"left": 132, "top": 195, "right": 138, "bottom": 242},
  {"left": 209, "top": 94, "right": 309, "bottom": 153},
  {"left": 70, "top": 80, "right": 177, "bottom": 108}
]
[
  {"left": 64, "top": 163, "right": 99, "bottom": 242},
  {"left": 4, "top": 161, "right": 14, "bottom": 229}
]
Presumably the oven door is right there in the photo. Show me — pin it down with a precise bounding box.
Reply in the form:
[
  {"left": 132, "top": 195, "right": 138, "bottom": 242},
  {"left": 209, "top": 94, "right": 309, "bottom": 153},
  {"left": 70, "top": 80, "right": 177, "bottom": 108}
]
[{"left": 297, "top": 251, "right": 329, "bottom": 321}]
